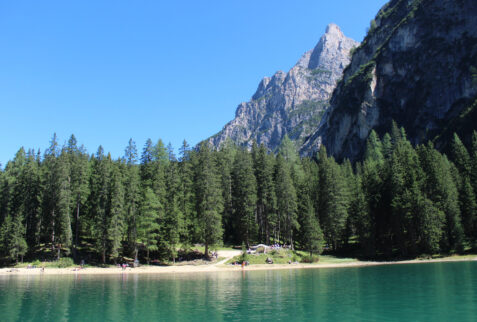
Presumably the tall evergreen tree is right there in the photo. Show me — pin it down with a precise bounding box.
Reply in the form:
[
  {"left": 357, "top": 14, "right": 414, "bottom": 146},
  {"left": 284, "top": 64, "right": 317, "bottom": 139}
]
[
  {"left": 124, "top": 139, "right": 141, "bottom": 259},
  {"left": 178, "top": 140, "right": 196, "bottom": 246},
  {"left": 138, "top": 187, "right": 161, "bottom": 264},
  {"left": 88, "top": 147, "right": 111, "bottom": 263},
  {"left": 253, "top": 144, "right": 276, "bottom": 244},
  {"left": 218, "top": 139, "right": 236, "bottom": 243},
  {"left": 274, "top": 154, "right": 298, "bottom": 248},
  {"left": 65, "top": 135, "right": 90, "bottom": 260},
  {"left": 164, "top": 159, "right": 183, "bottom": 263},
  {"left": 108, "top": 164, "right": 125, "bottom": 263},
  {"left": 232, "top": 149, "right": 257, "bottom": 247},
  {"left": 300, "top": 196, "right": 323, "bottom": 257},
  {"left": 0, "top": 213, "right": 27, "bottom": 263},
  {"left": 195, "top": 143, "right": 223, "bottom": 257},
  {"left": 317, "top": 147, "right": 350, "bottom": 250}
]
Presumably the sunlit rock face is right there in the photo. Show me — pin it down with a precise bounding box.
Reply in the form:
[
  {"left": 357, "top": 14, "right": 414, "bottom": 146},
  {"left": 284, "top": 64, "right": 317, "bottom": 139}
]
[
  {"left": 208, "top": 24, "right": 358, "bottom": 152},
  {"left": 302, "top": 0, "right": 477, "bottom": 160}
]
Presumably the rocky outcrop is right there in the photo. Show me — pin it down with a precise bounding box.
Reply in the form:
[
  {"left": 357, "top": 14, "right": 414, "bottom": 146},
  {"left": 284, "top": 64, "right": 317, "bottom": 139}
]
[
  {"left": 208, "top": 24, "right": 358, "bottom": 151},
  {"left": 302, "top": 0, "right": 477, "bottom": 160}
]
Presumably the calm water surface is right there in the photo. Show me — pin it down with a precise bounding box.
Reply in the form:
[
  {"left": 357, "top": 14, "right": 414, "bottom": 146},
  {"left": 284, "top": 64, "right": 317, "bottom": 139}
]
[{"left": 0, "top": 261, "right": 476, "bottom": 321}]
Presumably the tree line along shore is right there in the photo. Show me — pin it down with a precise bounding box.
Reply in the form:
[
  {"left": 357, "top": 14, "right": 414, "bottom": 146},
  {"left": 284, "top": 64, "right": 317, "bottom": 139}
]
[{"left": 0, "top": 122, "right": 476, "bottom": 266}]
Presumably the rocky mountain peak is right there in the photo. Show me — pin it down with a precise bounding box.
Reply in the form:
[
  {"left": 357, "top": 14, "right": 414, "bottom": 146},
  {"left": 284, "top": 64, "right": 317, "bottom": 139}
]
[
  {"left": 308, "top": 23, "right": 352, "bottom": 70},
  {"left": 325, "top": 23, "right": 342, "bottom": 36},
  {"left": 301, "top": 0, "right": 477, "bottom": 161},
  {"left": 207, "top": 24, "right": 358, "bottom": 151}
]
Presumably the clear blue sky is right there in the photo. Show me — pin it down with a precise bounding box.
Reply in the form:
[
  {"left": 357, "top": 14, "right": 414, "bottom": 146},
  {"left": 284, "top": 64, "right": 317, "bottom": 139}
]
[{"left": 0, "top": 0, "right": 387, "bottom": 166}]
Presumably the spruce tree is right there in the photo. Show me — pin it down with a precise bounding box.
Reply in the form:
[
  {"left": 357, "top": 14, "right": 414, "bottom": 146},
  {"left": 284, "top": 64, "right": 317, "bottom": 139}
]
[
  {"left": 124, "top": 139, "right": 141, "bottom": 259},
  {"left": 217, "top": 139, "right": 236, "bottom": 244},
  {"left": 317, "top": 147, "right": 349, "bottom": 250},
  {"left": 0, "top": 213, "right": 27, "bottom": 263},
  {"left": 65, "top": 135, "right": 90, "bottom": 260},
  {"left": 178, "top": 140, "right": 196, "bottom": 246},
  {"left": 22, "top": 150, "right": 42, "bottom": 250},
  {"left": 253, "top": 144, "right": 276, "bottom": 244},
  {"left": 452, "top": 133, "right": 472, "bottom": 177},
  {"left": 88, "top": 147, "right": 111, "bottom": 264},
  {"left": 232, "top": 149, "right": 257, "bottom": 247},
  {"left": 164, "top": 159, "right": 183, "bottom": 263},
  {"left": 300, "top": 197, "right": 323, "bottom": 257},
  {"left": 274, "top": 154, "right": 298, "bottom": 248},
  {"left": 195, "top": 143, "right": 223, "bottom": 257},
  {"left": 138, "top": 187, "right": 161, "bottom": 264},
  {"left": 108, "top": 164, "right": 125, "bottom": 263}
]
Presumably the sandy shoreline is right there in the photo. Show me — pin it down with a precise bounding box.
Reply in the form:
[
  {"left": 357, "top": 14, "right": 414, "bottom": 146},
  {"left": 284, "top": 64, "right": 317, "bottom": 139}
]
[{"left": 1, "top": 251, "right": 476, "bottom": 277}]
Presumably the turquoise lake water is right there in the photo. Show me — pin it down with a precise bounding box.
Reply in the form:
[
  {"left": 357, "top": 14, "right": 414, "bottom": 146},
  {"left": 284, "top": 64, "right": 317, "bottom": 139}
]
[{"left": 0, "top": 261, "right": 476, "bottom": 321}]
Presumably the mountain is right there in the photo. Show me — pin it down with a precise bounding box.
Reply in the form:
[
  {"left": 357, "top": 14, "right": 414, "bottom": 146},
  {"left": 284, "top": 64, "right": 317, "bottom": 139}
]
[
  {"left": 208, "top": 24, "right": 358, "bottom": 151},
  {"left": 302, "top": 0, "right": 477, "bottom": 160}
]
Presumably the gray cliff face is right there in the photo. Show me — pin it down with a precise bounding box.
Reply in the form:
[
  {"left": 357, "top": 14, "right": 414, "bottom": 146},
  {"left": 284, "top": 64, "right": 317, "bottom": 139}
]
[
  {"left": 302, "top": 0, "right": 477, "bottom": 160},
  {"left": 208, "top": 24, "right": 358, "bottom": 151}
]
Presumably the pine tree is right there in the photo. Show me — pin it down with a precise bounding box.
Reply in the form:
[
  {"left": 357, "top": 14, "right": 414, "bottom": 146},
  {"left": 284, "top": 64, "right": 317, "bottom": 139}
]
[
  {"left": 65, "top": 135, "right": 90, "bottom": 260},
  {"left": 417, "top": 197, "right": 444, "bottom": 254},
  {"left": 365, "top": 130, "right": 384, "bottom": 162},
  {"left": 300, "top": 197, "right": 323, "bottom": 257},
  {"left": 317, "top": 147, "right": 349, "bottom": 250},
  {"left": 108, "top": 164, "right": 125, "bottom": 263},
  {"left": 42, "top": 134, "right": 73, "bottom": 258},
  {"left": 140, "top": 139, "right": 155, "bottom": 187},
  {"left": 389, "top": 138, "right": 423, "bottom": 256},
  {"left": 56, "top": 150, "right": 73, "bottom": 259},
  {"left": 471, "top": 131, "right": 477, "bottom": 245},
  {"left": 88, "top": 147, "right": 111, "bottom": 264},
  {"left": 452, "top": 133, "right": 472, "bottom": 177},
  {"left": 164, "top": 159, "right": 183, "bottom": 263},
  {"left": 138, "top": 187, "right": 161, "bottom": 264},
  {"left": 195, "top": 143, "right": 223, "bottom": 257},
  {"left": 274, "top": 154, "right": 298, "bottom": 248},
  {"left": 459, "top": 178, "right": 477, "bottom": 245},
  {"left": 217, "top": 139, "right": 236, "bottom": 243},
  {"left": 0, "top": 213, "right": 27, "bottom": 263},
  {"left": 253, "top": 144, "right": 276, "bottom": 244},
  {"left": 22, "top": 150, "right": 42, "bottom": 250},
  {"left": 232, "top": 149, "right": 257, "bottom": 247},
  {"left": 350, "top": 165, "right": 374, "bottom": 256},
  {"left": 178, "top": 140, "right": 196, "bottom": 246},
  {"left": 124, "top": 139, "right": 141, "bottom": 259}
]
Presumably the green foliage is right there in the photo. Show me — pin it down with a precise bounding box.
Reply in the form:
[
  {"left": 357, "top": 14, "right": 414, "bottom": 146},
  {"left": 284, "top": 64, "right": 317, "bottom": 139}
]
[
  {"left": 0, "top": 125, "right": 476, "bottom": 265},
  {"left": 232, "top": 149, "right": 257, "bottom": 246},
  {"left": 56, "top": 257, "right": 74, "bottom": 268},
  {"left": 138, "top": 187, "right": 162, "bottom": 263},
  {"left": 310, "top": 69, "right": 331, "bottom": 76},
  {"left": 240, "top": 243, "right": 249, "bottom": 263},
  {"left": 301, "top": 255, "right": 320, "bottom": 263}
]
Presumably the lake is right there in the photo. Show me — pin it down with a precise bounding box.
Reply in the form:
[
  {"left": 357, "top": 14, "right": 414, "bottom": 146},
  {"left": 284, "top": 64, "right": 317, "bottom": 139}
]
[{"left": 0, "top": 261, "right": 476, "bottom": 321}]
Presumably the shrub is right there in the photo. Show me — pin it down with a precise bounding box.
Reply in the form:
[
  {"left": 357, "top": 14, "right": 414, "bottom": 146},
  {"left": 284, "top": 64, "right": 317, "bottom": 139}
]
[
  {"left": 56, "top": 257, "right": 74, "bottom": 268},
  {"left": 32, "top": 259, "right": 41, "bottom": 267},
  {"left": 256, "top": 246, "right": 265, "bottom": 254},
  {"left": 301, "top": 255, "right": 320, "bottom": 263}
]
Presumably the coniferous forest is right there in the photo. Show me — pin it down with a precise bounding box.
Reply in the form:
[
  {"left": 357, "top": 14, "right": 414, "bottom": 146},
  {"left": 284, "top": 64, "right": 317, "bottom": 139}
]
[{"left": 1, "top": 122, "right": 476, "bottom": 265}]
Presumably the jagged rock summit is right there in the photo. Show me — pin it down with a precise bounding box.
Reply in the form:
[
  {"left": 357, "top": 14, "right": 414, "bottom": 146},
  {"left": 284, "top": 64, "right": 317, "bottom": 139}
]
[
  {"left": 302, "top": 0, "right": 477, "bottom": 160},
  {"left": 208, "top": 23, "right": 359, "bottom": 151}
]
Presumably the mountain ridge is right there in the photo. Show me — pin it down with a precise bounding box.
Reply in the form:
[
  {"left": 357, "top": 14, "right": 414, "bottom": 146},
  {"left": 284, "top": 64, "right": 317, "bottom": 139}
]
[{"left": 207, "top": 23, "right": 359, "bottom": 151}]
